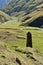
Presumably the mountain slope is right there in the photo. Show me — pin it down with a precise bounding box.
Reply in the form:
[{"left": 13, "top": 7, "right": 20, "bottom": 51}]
[
  {"left": 0, "top": 11, "right": 12, "bottom": 23},
  {"left": 1, "top": 0, "right": 43, "bottom": 28},
  {"left": 2, "top": 0, "right": 43, "bottom": 17},
  {"left": 21, "top": 9, "right": 43, "bottom": 28}
]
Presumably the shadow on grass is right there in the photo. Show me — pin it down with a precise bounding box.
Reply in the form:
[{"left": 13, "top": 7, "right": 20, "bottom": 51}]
[{"left": 29, "top": 16, "right": 43, "bottom": 27}]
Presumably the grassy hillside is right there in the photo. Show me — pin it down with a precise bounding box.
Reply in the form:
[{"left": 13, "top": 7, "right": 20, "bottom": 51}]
[
  {"left": 2, "top": 0, "right": 43, "bottom": 28},
  {"left": 21, "top": 10, "right": 43, "bottom": 28},
  {"left": 0, "top": 20, "right": 43, "bottom": 53},
  {"left": 0, "top": 44, "right": 43, "bottom": 65},
  {"left": 2, "top": 0, "right": 43, "bottom": 17},
  {"left": 0, "top": 20, "right": 43, "bottom": 65},
  {"left": 0, "top": 0, "right": 43, "bottom": 65},
  {"left": 0, "top": 11, "right": 12, "bottom": 23},
  {"left": 0, "top": 14, "right": 43, "bottom": 65}
]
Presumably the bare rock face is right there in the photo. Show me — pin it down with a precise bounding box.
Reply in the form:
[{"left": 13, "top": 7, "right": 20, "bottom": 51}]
[{"left": 0, "top": 45, "right": 43, "bottom": 65}]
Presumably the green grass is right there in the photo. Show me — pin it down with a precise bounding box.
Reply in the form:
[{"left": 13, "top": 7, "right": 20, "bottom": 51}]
[
  {"left": 0, "top": 27, "right": 43, "bottom": 65},
  {"left": 0, "top": 1, "right": 43, "bottom": 64},
  {"left": 0, "top": 20, "right": 20, "bottom": 28},
  {"left": 0, "top": 23, "right": 43, "bottom": 53},
  {"left": 21, "top": 27, "right": 43, "bottom": 53},
  {"left": 0, "top": 20, "right": 43, "bottom": 53}
]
